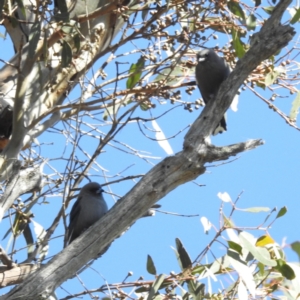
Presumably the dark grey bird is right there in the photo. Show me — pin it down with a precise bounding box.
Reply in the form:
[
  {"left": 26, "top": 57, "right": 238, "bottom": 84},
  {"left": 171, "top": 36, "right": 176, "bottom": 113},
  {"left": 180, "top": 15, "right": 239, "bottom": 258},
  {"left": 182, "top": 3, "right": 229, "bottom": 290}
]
[
  {"left": 67, "top": 182, "right": 108, "bottom": 245},
  {"left": 195, "top": 49, "right": 231, "bottom": 135}
]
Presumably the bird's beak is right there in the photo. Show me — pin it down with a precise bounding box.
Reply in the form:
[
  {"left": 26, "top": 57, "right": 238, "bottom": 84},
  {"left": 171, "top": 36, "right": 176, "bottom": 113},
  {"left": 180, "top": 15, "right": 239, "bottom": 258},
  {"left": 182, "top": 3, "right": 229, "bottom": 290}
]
[
  {"left": 198, "top": 57, "right": 205, "bottom": 62},
  {"left": 97, "top": 188, "right": 104, "bottom": 194}
]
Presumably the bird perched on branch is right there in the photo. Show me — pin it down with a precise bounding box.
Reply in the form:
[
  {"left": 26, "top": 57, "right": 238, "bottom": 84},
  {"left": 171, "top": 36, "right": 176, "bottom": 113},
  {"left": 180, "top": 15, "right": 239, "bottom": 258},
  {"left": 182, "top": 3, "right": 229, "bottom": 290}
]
[
  {"left": 67, "top": 182, "right": 108, "bottom": 245},
  {"left": 195, "top": 48, "right": 231, "bottom": 135},
  {"left": 0, "top": 105, "right": 13, "bottom": 152}
]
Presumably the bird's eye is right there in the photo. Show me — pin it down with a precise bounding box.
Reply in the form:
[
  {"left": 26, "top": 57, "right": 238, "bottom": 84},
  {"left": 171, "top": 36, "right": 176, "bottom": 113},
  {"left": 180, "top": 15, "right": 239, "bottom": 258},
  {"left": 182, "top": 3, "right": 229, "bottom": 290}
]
[
  {"left": 91, "top": 187, "right": 99, "bottom": 193},
  {"left": 95, "top": 187, "right": 103, "bottom": 194}
]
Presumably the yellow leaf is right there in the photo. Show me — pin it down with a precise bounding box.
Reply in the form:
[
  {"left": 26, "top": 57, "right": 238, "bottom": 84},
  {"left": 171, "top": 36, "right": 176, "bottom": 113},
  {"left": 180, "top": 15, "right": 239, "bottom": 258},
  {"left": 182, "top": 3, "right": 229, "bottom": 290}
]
[{"left": 256, "top": 235, "right": 275, "bottom": 247}]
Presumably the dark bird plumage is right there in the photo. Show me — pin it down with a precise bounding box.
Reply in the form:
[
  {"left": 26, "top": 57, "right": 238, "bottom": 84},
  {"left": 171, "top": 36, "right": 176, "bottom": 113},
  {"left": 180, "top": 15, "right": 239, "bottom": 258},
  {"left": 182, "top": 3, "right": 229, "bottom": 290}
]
[
  {"left": 0, "top": 105, "right": 13, "bottom": 139},
  {"left": 195, "top": 49, "right": 230, "bottom": 135},
  {"left": 0, "top": 105, "right": 13, "bottom": 152},
  {"left": 67, "top": 182, "right": 108, "bottom": 245}
]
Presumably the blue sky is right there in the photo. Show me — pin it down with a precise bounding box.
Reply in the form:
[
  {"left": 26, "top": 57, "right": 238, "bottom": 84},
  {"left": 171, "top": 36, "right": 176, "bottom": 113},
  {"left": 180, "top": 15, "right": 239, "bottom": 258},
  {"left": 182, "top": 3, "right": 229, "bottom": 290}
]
[{"left": 36, "top": 71, "right": 300, "bottom": 298}]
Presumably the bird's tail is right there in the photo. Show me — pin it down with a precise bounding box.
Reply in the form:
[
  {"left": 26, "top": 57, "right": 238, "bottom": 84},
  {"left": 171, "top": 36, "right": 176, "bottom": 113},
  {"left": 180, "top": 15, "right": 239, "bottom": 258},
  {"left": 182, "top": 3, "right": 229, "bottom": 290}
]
[{"left": 213, "top": 115, "right": 227, "bottom": 135}]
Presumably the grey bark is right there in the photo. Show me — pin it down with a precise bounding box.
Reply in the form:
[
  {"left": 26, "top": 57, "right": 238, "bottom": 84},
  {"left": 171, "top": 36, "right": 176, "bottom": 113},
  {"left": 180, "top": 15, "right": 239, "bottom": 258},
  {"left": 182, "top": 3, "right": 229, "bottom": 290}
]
[
  {"left": 0, "top": 0, "right": 130, "bottom": 183},
  {"left": 0, "top": 0, "right": 132, "bottom": 220},
  {"left": 0, "top": 162, "right": 44, "bottom": 221}
]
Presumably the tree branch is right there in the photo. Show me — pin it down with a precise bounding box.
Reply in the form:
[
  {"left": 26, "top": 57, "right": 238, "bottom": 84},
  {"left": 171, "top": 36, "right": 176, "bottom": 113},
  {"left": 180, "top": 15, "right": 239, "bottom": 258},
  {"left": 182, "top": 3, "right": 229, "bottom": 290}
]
[{"left": 184, "top": 0, "right": 295, "bottom": 148}]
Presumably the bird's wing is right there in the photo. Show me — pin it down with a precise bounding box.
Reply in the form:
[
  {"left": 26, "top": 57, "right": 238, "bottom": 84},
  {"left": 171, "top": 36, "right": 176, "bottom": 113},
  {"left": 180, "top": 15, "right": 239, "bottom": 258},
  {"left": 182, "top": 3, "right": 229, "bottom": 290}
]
[
  {"left": 69, "top": 195, "right": 82, "bottom": 224},
  {"left": 223, "top": 64, "right": 231, "bottom": 79},
  {"left": 67, "top": 196, "right": 83, "bottom": 243}
]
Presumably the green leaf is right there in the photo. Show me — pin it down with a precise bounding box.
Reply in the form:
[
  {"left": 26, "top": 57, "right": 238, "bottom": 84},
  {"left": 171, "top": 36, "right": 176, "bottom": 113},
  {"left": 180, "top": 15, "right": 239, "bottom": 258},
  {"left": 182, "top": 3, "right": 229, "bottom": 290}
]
[
  {"left": 135, "top": 286, "right": 149, "bottom": 293},
  {"left": 205, "top": 255, "right": 231, "bottom": 275},
  {"left": 227, "top": 249, "right": 246, "bottom": 265},
  {"left": 152, "top": 296, "right": 164, "bottom": 300},
  {"left": 23, "top": 224, "right": 34, "bottom": 257},
  {"left": 191, "top": 264, "right": 206, "bottom": 275},
  {"left": 140, "top": 102, "right": 150, "bottom": 111},
  {"left": 228, "top": 1, "right": 245, "bottom": 20},
  {"left": 147, "top": 274, "right": 165, "bottom": 300},
  {"left": 280, "top": 263, "right": 295, "bottom": 280},
  {"left": 262, "top": 6, "right": 275, "bottom": 15},
  {"left": 2, "top": 227, "right": 11, "bottom": 240},
  {"left": 223, "top": 213, "right": 235, "bottom": 227},
  {"left": 61, "top": 40, "right": 72, "bottom": 68},
  {"left": 73, "top": 34, "right": 81, "bottom": 54},
  {"left": 187, "top": 281, "right": 205, "bottom": 299},
  {"left": 142, "top": 2, "right": 149, "bottom": 21},
  {"left": 12, "top": 212, "right": 27, "bottom": 237},
  {"left": 240, "top": 207, "right": 270, "bottom": 213},
  {"left": 244, "top": 251, "right": 254, "bottom": 262},
  {"left": 265, "top": 72, "right": 275, "bottom": 87},
  {"left": 175, "top": 238, "right": 192, "bottom": 270},
  {"left": 291, "top": 7, "right": 300, "bottom": 24},
  {"left": 103, "top": 100, "right": 124, "bottom": 120},
  {"left": 257, "top": 262, "right": 265, "bottom": 275},
  {"left": 246, "top": 14, "right": 257, "bottom": 31},
  {"left": 126, "top": 56, "right": 145, "bottom": 89},
  {"left": 291, "top": 241, "right": 300, "bottom": 261},
  {"left": 239, "top": 231, "right": 276, "bottom": 266},
  {"left": 256, "top": 81, "right": 266, "bottom": 90},
  {"left": 276, "top": 206, "right": 287, "bottom": 219},
  {"left": 61, "top": 24, "right": 75, "bottom": 35},
  {"left": 147, "top": 255, "right": 157, "bottom": 275},
  {"left": 227, "top": 249, "right": 256, "bottom": 296},
  {"left": 154, "top": 66, "right": 186, "bottom": 86},
  {"left": 265, "top": 68, "right": 282, "bottom": 87},
  {"left": 228, "top": 241, "right": 243, "bottom": 255},
  {"left": 276, "top": 260, "right": 296, "bottom": 280},
  {"left": 231, "top": 29, "right": 245, "bottom": 59},
  {"left": 290, "top": 92, "right": 300, "bottom": 121},
  {"left": 15, "top": 0, "right": 26, "bottom": 18},
  {"left": 28, "top": 21, "right": 41, "bottom": 58}
]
